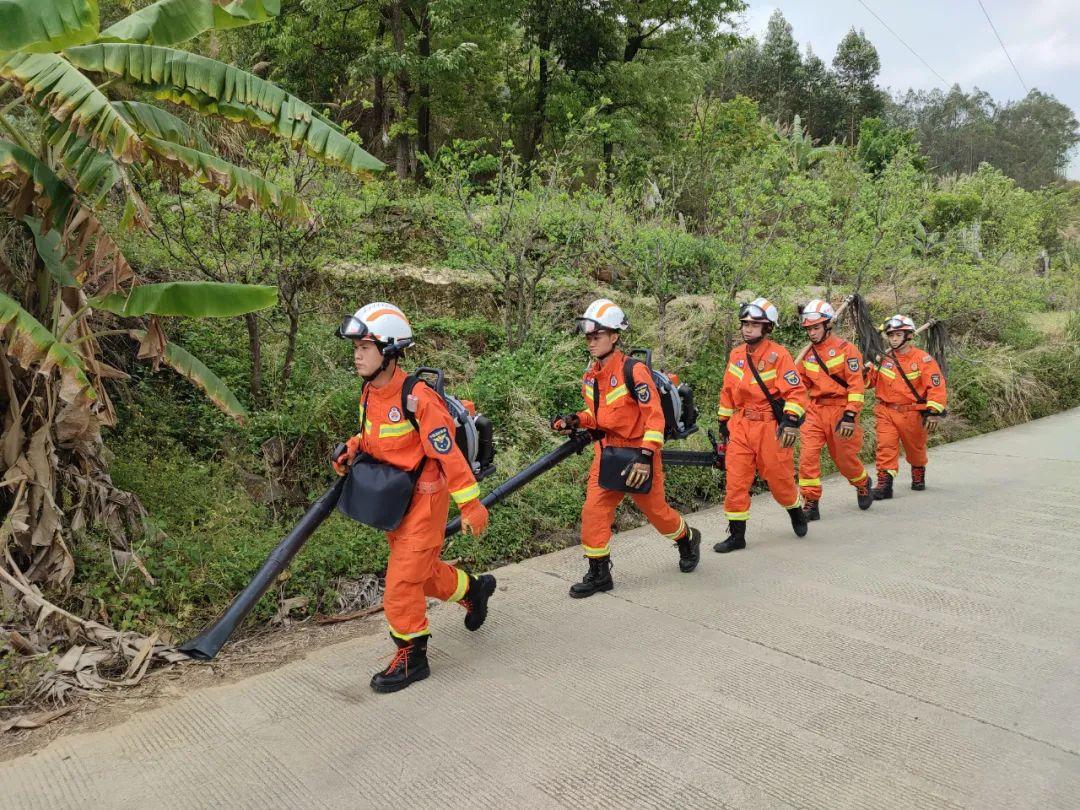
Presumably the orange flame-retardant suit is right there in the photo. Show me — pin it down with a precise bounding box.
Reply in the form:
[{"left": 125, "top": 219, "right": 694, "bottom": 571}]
[
  {"left": 573, "top": 348, "right": 687, "bottom": 557},
  {"left": 349, "top": 367, "right": 483, "bottom": 641},
  {"left": 797, "top": 333, "right": 869, "bottom": 501},
  {"left": 717, "top": 339, "right": 810, "bottom": 521},
  {"left": 866, "top": 345, "right": 947, "bottom": 477}
]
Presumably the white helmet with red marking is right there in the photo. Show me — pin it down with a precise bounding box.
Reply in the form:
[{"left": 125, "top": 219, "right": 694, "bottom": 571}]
[
  {"left": 800, "top": 298, "right": 835, "bottom": 327},
  {"left": 576, "top": 298, "right": 629, "bottom": 333},
  {"left": 338, "top": 302, "right": 414, "bottom": 356},
  {"left": 882, "top": 314, "right": 916, "bottom": 334},
  {"left": 739, "top": 297, "right": 779, "bottom": 326}
]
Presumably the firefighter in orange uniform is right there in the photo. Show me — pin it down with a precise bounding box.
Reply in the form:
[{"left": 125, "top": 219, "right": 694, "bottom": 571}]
[
  {"left": 865, "top": 314, "right": 947, "bottom": 499},
  {"left": 333, "top": 303, "right": 493, "bottom": 693},
  {"left": 550, "top": 299, "right": 700, "bottom": 598},
  {"left": 713, "top": 298, "right": 810, "bottom": 553},
  {"left": 796, "top": 299, "right": 873, "bottom": 520}
]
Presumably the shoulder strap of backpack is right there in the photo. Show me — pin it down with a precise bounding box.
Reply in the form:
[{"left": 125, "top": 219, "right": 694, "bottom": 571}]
[
  {"left": 623, "top": 356, "right": 642, "bottom": 396},
  {"left": 809, "top": 344, "right": 849, "bottom": 389},
  {"left": 887, "top": 348, "right": 926, "bottom": 403},
  {"left": 402, "top": 375, "right": 424, "bottom": 431}
]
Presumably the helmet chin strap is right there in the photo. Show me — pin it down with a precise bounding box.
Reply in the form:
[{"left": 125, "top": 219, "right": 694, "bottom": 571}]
[
  {"left": 592, "top": 335, "right": 619, "bottom": 364},
  {"left": 362, "top": 351, "right": 396, "bottom": 383}
]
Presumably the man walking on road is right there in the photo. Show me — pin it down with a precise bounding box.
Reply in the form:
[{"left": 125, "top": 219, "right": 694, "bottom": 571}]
[
  {"left": 796, "top": 299, "right": 874, "bottom": 520},
  {"left": 714, "top": 298, "right": 810, "bottom": 554},
  {"left": 866, "top": 314, "right": 948, "bottom": 499}
]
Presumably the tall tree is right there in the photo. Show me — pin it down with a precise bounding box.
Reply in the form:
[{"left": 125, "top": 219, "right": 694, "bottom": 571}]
[{"left": 832, "top": 28, "right": 883, "bottom": 144}]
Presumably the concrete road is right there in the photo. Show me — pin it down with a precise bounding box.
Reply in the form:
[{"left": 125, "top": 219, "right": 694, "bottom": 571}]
[{"left": 3, "top": 410, "right": 1079, "bottom": 809}]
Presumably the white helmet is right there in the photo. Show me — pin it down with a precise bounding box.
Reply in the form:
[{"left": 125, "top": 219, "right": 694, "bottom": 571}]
[
  {"left": 576, "top": 298, "right": 628, "bottom": 334},
  {"left": 739, "top": 297, "right": 779, "bottom": 326},
  {"left": 882, "top": 314, "right": 916, "bottom": 334},
  {"left": 338, "top": 302, "right": 414, "bottom": 356},
  {"left": 800, "top": 299, "right": 835, "bottom": 327}
]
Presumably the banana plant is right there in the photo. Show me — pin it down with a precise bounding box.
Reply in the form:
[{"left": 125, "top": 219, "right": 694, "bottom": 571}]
[{"left": 0, "top": 0, "right": 383, "bottom": 618}]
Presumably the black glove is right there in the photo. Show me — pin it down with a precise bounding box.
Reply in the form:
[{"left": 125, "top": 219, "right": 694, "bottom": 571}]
[
  {"left": 718, "top": 421, "right": 730, "bottom": 443},
  {"left": 550, "top": 413, "right": 580, "bottom": 433}
]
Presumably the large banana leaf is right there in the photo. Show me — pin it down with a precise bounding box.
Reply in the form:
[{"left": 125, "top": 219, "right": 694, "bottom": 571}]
[
  {"left": 92, "top": 281, "right": 277, "bottom": 318},
  {"left": 112, "top": 100, "right": 211, "bottom": 151},
  {"left": 45, "top": 117, "right": 121, "bottom": 204},
  {"left": 0, "top": 0, "right": 100, "bottom": 54},
  {"left": 63, "top": 44, "right": 385, "bottom": 174},
  {"left": 100, "top": 0, "right": 280, "bottom": 46},
  {"left": 0, "top": 291, "right": 94, "bottom": 402},
  {"left": 129, "top": 329, "right": 247, "bottom": 420},
  {"left": 143, "top": 136, "right": 310, "bottom": 223},
  {"left": 0, "top": 52, "right": 141, "bottom": 163}
]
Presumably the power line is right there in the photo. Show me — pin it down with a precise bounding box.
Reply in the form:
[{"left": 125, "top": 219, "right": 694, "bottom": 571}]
[
  {"left": 854, "top": 0, "right": 949, "bottom": 86},
  {"left": 975, "top": 0, "right": 1028, "bottom": 93}
]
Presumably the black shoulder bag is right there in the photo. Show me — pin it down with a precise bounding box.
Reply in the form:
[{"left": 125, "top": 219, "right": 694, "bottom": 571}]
[
  {"left": 592, "top": 367, "right": 653, "bottom": 494},
  {"left": 337, "top": 388, "right": 427, "bottom": 530}
]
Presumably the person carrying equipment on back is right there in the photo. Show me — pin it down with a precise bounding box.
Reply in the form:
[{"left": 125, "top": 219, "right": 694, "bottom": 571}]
[
  {"left": 714, "top": 298, "right": 810, "bottom": 553},
  {"left": 796, "top": 299, "right": 873, "bottom": 520},
  {"left": 865, "top": 314, "right": 947, "bottom": 499},
  {"left": 333, "top": 302, "right": 493, "bottom": 693},
  {"left": 549, "top": 298, "right": 701, "bottom": 598}
]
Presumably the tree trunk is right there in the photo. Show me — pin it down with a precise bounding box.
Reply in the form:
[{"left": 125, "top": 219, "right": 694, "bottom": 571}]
[
  {"left": 522, "top": 22, "right": 552, "bottom": 166},
  {"left": 373, "top": 14, "right": 389, "bottom": 151},
  {"left": 415, "top": 3, "right": 432, "bottom": 183},
  {"left": 391, "top": 1, "right": 412, "bottom": 180},
  {"left": 245, "top": 313, "right": 263, "bottom": 407}
]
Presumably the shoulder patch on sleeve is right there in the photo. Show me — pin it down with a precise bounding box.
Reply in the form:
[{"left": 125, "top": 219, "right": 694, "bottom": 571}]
[
  {"left": 784, "top": 370, "right": 800, "bottom": 386},
  {"left": 847, "top": 357, "right": 860, "bottom": 372},
  {"left": 931, "top": 373, "right": 941, "bottom": 387},
  {"left": 427, "top": 426, "right": 453, "bottom": 454},
  {"left": 634, "top": 382, "right": 651, "bottom": 403}
]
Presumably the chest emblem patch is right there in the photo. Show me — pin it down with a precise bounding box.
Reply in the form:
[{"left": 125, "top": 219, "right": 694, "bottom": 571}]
[
  {"left": 388, "top": 406, "right": 402, "bottom": 423},
  {"left": 828, "top": 348, "right": 836, "bottom": 357},
  {"left": 610, "top": 375, "right": 618, "bottom": 388},
  {"left": 757, "top": 361, "right": 765, "bottom": 371}
]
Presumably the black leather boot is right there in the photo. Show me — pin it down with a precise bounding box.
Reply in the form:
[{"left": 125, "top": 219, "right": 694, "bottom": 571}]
[
  {"left": 872, "top": 470, "right": 893, "bottom": 500},
  {"left": 855, "top": 478, "right": 874, "bottom": 510},
  {"left": 675, "top": 527, "right": 701, "bottom": 573},
  {"left": 569, "top": 556, "right": 614, "bottom": 598},
  {"left": 461, "top": 573, "right": 496, "bottom": 631},
  {"left": 370, "top": 635, "right": 430, "bottom": 693},
  {"left": 788, "top": 506, "right": 809, "bottom": 537},
  {"left": 802, "top": 499, "right": 820, "bottom": 521},
  {"left": 911, "top": 466, "right": 926, "bottom": 491},
  {"left": 713, "top": 521, "right": 746, "bottom": 553}
]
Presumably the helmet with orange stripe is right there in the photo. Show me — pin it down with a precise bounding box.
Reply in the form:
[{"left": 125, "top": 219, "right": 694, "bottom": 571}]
[
  {"left": 338, "top": 302, "right": 415, "bottom": 358},
  {"left": 576, "top": 298, "right": 629, "bottom": 334},
  {"left": 739, "top": 297, "right": 779, "bottom": 326}
]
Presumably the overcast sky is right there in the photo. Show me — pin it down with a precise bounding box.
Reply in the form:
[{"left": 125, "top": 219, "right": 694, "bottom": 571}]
[{"left": 738, "top": 0, "right": 1080, "bottom": 179}]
